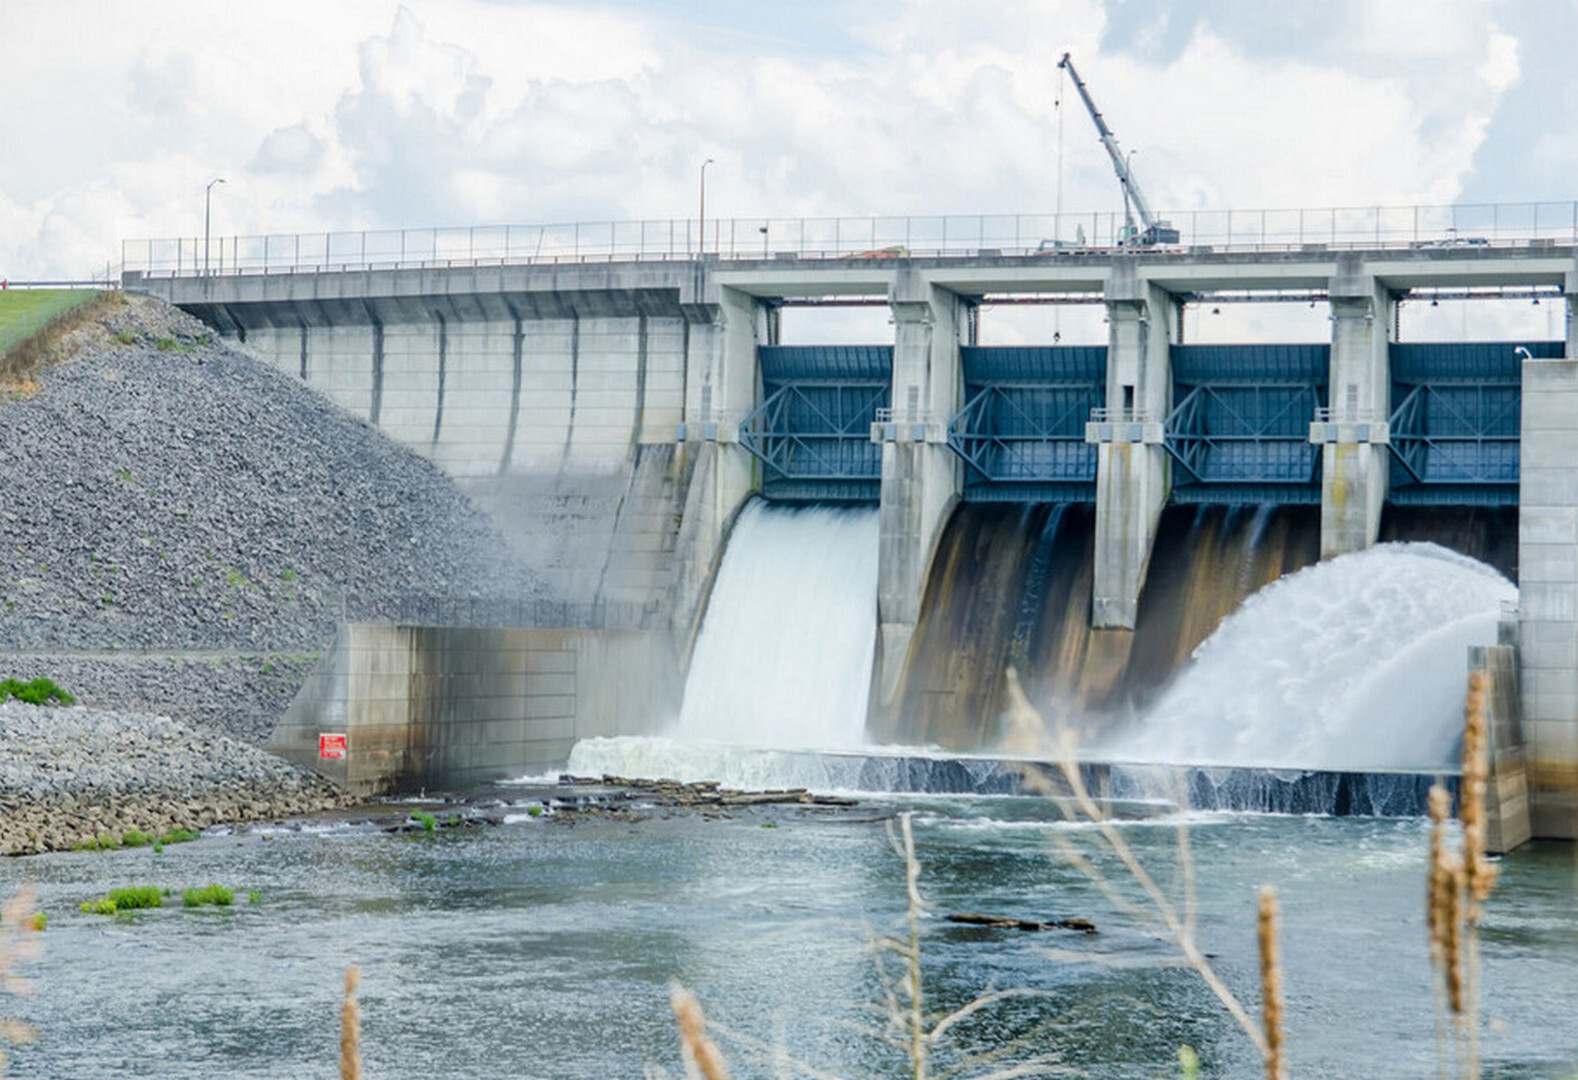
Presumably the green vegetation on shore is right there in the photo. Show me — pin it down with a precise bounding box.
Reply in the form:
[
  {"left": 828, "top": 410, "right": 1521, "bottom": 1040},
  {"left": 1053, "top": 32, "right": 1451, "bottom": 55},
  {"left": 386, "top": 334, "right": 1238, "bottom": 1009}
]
[
  {"left": 0, "top": 677, "right": 73, "bottom": 706},
  {"left": 70, "top": 827, "right": 200, "bottom": 853}
]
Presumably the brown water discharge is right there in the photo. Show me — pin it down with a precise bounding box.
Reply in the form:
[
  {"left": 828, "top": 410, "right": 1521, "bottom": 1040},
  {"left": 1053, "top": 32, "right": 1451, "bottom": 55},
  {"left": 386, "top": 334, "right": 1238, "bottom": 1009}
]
[{"left": 874, "top": 502, "right": 1320, "bottom": 750}]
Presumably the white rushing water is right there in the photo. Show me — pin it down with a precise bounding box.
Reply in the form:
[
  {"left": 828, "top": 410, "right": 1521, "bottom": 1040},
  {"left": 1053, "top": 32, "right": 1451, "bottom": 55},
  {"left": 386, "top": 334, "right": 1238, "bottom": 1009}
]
[
  {"left": 675, "top": 499, "right": 880, "bottom": 749},
  {"left": 1100, "top": 542, "right": 1515, "bottom": 772}
]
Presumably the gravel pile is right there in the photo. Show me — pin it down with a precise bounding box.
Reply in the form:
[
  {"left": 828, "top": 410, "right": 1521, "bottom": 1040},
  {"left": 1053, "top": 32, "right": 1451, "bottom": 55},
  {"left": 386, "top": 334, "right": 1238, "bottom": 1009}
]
[
  {"left": 0, "top": 293, "right": 540, "bottom": 653},
  {"left": 0, "top": 700, "right": 348, "bottom": 855}
]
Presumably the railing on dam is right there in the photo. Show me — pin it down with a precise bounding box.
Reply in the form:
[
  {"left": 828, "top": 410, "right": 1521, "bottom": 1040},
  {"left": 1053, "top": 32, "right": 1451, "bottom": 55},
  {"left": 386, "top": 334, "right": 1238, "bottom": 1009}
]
[
  {"left": 122, "top": 201, "right": 1578, "bottom": 277},
  {"left": 339, "top": 593, "right": 666, "bottom": 631}
]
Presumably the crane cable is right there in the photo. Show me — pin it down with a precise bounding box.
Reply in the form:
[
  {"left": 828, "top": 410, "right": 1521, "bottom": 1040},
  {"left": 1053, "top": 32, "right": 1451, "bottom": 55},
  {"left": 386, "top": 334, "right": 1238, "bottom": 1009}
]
[
  {"left": 1055, "top": 61, "right": 1065, "bottom": 222},
  {"left": 1054, "top": 60, "right": 1065, "bottom": 341}
]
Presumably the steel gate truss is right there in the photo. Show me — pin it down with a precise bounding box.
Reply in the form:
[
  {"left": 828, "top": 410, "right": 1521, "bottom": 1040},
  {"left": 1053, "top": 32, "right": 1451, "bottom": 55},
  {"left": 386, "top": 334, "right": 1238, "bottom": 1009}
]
[
  {"left": 947, "top": 382, "right": 1100, "bottom": 483},
  {"left": 1164, "top": 382, "right": 1323, "bottom": 485},
  {"left": 738, "top": 380, "right": 889, "bottom": 482},
  {"left": 1388, "top": 381, "right": 1519, "bottom": 485}
]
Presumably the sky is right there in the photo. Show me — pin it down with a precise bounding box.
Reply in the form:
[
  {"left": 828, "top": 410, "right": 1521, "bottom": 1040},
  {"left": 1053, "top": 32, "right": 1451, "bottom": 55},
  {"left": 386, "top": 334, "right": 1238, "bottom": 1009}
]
[{"left": 1, "top": 0, "right": 1572, "bottom": 341}]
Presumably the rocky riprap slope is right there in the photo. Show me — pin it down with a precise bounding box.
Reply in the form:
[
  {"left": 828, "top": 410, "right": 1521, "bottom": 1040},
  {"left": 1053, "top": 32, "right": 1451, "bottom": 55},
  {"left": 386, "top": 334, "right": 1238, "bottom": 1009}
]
[
  {"left": 0, "top": 294, "right": 539, "bottom": 652},
  {"left": 0, "top": 700, "right": 349, "bottom": 855},
  {"left": 0, "top": 293, "right": 542, "bottom": 745}
]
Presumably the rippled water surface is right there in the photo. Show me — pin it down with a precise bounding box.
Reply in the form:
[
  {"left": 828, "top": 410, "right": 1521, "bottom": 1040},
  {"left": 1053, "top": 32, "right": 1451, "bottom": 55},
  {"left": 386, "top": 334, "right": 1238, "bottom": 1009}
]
[{"left": 1, "top": 800, "right": 1575, "bottom": 1079}]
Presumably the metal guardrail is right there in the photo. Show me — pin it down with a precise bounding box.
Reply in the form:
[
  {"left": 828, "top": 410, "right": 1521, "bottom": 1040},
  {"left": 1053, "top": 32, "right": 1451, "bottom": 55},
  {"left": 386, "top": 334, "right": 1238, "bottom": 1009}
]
[
  {"left": 1312, "top": 407, "right": 1385, "bottom": 423},
  {"left": 873, "top": 407, "right": 936, "bottom": 423},
  {"left": 121, "top": 201, "right": 1578, "bottom": 278},
  {"left": 1089, "top": 407, "right": 1153, "bottom": 423},
  {"left": 338, "top": 594, "right": 665, "bottom": 632}
]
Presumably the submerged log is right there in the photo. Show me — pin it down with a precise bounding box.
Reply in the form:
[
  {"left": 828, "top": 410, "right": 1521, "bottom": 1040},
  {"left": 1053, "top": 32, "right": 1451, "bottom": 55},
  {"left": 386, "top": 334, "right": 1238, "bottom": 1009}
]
[
  {"left": 720, "top": 790, "right": 808, "bottom": 806},
  {"left": 946, "top": 912, "right": 1097, "bottom": 934}
]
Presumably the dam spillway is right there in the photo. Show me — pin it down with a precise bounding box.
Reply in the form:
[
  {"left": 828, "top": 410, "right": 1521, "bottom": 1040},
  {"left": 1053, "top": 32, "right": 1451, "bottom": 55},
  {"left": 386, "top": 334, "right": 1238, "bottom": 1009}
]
[
  {"left": 129, "top": 210, "right": 1578, "bottom": 838},
  {"left": 874, "top": 502, "right": 1321, "bottom": 749},
  {"left": 676, "top": 500, "right": 879, "bottom": 748}
]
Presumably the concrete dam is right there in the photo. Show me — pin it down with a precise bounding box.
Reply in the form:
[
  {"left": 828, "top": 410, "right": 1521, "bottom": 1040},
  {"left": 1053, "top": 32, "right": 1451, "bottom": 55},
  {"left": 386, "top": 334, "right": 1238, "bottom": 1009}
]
[{"left": 126, "top": 207, "right": 1578, "bottom": 840}]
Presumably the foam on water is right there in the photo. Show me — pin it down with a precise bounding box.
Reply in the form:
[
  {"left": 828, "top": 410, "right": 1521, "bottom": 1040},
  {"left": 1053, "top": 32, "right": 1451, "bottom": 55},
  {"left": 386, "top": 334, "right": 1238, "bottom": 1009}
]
[
  {"left": 1099, "top": 542, "right": 1514, "bottom": 772},
  {"left": 564, "top": 734, "right": 1015, "bottom": 796},
  {"left": 676, "top": 499, "right": 879, "bottom": 749}
]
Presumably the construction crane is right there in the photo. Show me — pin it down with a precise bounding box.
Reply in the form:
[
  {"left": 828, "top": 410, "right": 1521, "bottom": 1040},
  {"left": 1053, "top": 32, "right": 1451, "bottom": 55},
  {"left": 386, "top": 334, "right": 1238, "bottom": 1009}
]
[{"left": 1058, "top": 52, "right": 1179, "bottom": 247}]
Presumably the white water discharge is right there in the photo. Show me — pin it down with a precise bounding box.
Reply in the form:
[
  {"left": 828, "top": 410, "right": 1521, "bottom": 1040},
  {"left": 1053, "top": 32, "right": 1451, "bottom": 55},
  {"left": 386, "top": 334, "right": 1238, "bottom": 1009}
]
[
  {"left": 677, "top": 499, "right": 880, "bottom": 748},
  {"left": 563, "top": 500, "right": 879, "bottom": 787},
  {"left": 1101, "top": 542, "right": 1515, "bottom": 772}
]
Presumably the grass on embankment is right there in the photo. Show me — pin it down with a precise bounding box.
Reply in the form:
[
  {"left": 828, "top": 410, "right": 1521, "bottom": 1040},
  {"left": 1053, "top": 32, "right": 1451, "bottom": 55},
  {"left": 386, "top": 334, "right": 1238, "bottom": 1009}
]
[{"left": 0, "top": 290, "right": 119, "bottom": 396}]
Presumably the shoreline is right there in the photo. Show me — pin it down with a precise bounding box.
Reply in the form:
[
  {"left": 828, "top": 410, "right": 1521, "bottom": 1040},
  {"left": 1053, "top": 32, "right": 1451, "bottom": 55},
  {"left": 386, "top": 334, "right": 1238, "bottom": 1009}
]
[
  {"left": 0, "top": 699, "right": 348, "bottom": 856},
  {"left": 3, "top": 767, "right": 879, "bottom": 858}
]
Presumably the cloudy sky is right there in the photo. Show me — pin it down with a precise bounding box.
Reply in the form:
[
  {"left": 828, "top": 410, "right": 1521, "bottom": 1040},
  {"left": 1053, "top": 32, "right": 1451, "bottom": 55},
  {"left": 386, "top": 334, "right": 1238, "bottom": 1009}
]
[{"left": 2, "top": 0, "right": 1573, "bottom": 338}]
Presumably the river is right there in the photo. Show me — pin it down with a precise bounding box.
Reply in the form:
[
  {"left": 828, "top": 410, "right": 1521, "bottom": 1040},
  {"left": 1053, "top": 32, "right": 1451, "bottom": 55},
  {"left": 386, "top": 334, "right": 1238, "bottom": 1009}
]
[{"left": 2, "top": 793, "right": 1574, "bottom": 1079}]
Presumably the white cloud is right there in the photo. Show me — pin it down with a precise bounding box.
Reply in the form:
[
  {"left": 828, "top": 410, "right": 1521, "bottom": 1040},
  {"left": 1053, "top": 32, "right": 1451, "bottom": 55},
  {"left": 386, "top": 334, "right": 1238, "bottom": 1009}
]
[{"left": 0, "top": 0, "right": 1554, "bottom": 279}]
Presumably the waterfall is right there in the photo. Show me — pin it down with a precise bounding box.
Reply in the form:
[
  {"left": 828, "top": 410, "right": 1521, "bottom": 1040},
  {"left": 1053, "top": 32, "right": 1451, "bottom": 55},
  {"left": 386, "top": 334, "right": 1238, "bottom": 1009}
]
[{"left": 675, "top": 499, "right": 879, "bottom": 749}]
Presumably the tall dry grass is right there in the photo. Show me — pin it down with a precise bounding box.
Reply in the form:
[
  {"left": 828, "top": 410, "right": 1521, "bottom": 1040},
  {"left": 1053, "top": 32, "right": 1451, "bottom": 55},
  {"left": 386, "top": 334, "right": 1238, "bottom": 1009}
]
[
  {"left": 0, "top": 887, "right": 40, "bottom": 1076},
  {"left": 998, "top": 668, "right": 1269, "bottom": 1059},
  {"left": 341, "top": 966, "right": 362, "bottom": 1080},
  {"left": 1426, "top": 669, "right": 1502, "bottom": 1079},
  {"left": 1257, "top": 887, "right": 1286, "bottom": 1080}
]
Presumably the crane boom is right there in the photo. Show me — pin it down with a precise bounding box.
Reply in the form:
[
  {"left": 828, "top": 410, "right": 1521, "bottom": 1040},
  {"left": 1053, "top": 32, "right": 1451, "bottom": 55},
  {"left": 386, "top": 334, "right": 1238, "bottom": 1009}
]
[{"left": 1057, "top": 53, "right": 1178, "bottom": 246}]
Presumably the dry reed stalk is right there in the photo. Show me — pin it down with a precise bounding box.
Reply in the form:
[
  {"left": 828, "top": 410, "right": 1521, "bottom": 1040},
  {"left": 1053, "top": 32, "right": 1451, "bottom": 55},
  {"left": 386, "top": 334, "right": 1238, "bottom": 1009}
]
[
  {"left": 1426, "top": 786, "right": 1453, "bottom": 971},
  {"left": 340, "top": 966, "right": 362, "bottom": 1080},
  {"left": 670, "top": 983, "right": 732, "bottom": 1080},
  {"left": 1001, "top": 668, "right": 1268, "bottom": 1056},
  {"left": 1459, "top": 671, "right": 1500, "bottom": 914},
  {"left": 900, "top": 813, "right": 927, "bottom": 1080},
  {"left": 0, "top": 888, "right": 39, "bottom": 1076},
  {"left": 1257, "top": 887, "right": 1287, "bottom": 1080}
]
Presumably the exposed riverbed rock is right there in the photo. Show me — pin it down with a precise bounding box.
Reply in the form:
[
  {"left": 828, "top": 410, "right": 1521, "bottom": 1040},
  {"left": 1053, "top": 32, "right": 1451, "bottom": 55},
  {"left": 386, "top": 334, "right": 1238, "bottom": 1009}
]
[{"left": 0, "top": 700, "right": 350, "bottom": 855}]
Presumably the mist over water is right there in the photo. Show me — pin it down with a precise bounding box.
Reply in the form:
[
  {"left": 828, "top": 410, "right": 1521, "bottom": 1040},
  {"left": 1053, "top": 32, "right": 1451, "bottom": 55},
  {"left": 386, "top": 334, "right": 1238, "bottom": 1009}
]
[
  {"left": 1102, "top": 543, "right": 1515, "bottom": 771},
  {"left": 674, "top": 499, "right": 879, "bottom": 749}
]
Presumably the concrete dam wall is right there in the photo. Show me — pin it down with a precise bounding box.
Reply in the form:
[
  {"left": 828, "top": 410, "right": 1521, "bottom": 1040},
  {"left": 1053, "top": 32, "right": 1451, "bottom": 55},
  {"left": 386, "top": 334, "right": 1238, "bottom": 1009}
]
[
  {"left": 133, "top": 240, "right": 1578, "bottom": 836},
  {"left": 180, "top": 278, "right": 703, "bottom": 616}
]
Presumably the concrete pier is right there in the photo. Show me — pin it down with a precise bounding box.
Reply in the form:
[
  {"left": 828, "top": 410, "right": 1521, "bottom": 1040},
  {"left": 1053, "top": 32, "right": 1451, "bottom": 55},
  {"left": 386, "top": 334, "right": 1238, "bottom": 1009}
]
[
  {"left": 1091, "top": 263, "right": 1172, "bottom": 628},
  {"left": 875, "top": 269, "right": 964, "bottom": 703},
  {"left": 1319, "top": 260, "right": 1392, "bottom": 559},
  {"left": 671, "top": 283, "right": 766, "bottom": 647}
]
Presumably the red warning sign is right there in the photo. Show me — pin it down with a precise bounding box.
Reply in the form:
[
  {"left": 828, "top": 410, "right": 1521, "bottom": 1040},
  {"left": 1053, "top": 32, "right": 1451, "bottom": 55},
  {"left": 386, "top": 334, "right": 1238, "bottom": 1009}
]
[{"left": 319, "top": 733, "right": 348, "bottom": 760}]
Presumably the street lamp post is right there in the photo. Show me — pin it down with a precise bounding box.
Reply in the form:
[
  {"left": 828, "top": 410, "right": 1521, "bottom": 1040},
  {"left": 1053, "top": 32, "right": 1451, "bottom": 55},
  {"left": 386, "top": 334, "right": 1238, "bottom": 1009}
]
[
  {"left": 204, "top": 177, "right": 226, "bottom": 277},
  {"left": 698, "top": 158, "right": 714, "bottom": 257}
]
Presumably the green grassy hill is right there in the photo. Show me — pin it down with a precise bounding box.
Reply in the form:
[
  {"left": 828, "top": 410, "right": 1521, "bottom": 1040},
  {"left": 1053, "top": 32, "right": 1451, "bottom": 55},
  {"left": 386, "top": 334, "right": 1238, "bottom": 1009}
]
[{"left": 0, "top": 289, "right": 96, "bottom": 353}]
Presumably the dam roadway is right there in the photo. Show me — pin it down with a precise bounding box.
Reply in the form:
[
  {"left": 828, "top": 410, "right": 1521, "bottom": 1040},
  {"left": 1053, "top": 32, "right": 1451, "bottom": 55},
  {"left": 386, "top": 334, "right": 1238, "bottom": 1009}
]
[{"left": 126, "top": 204, "right": 1578, "bottom": 838}]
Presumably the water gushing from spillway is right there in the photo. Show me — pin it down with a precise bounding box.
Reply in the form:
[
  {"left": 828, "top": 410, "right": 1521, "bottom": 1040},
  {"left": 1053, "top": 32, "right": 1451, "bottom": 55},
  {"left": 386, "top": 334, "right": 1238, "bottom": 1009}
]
[
  {"left": 1098, "top": 542, "right": 1515, "bottom": 772},
  {"left": 674, "top": 499, "right": 879, "bottom": 748},
  {"left": 563, "top": 500, "right": 1514, "bottom": 810}
]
